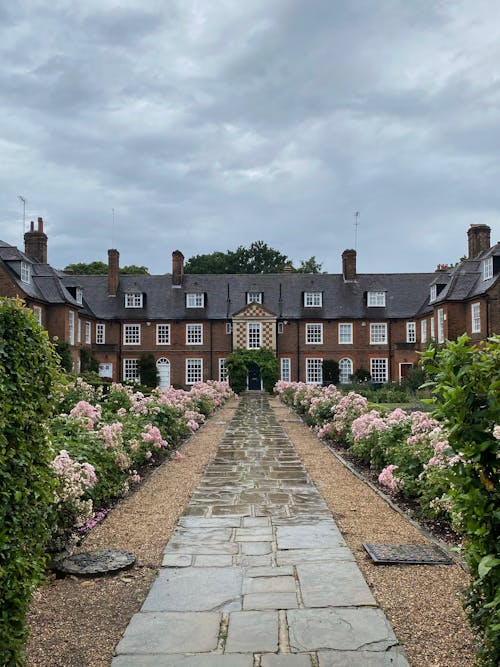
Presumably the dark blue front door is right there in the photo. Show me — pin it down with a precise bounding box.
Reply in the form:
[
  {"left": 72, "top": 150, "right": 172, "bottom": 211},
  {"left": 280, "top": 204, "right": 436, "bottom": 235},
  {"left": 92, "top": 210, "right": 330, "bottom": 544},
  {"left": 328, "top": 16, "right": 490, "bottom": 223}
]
[{"left": 248, "top": 363, "right": 261, "bottom": 390}]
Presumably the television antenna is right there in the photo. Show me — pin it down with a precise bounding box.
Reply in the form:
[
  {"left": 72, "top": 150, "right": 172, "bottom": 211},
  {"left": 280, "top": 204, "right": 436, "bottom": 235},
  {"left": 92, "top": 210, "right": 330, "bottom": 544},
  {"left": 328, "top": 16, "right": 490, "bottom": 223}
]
[
  {"left": 18, "top": 195, "right": 26, "bottom": 242},
  {"left": 354, "top": 211, "right": 360, "bottom": 250}
]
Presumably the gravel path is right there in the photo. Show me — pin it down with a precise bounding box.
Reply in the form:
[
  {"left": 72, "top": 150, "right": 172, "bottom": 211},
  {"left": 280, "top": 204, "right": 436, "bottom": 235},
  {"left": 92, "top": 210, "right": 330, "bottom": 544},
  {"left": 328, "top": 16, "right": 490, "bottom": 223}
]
[{"left": 25, "top": 396, "right": 475, "bottom": 666}]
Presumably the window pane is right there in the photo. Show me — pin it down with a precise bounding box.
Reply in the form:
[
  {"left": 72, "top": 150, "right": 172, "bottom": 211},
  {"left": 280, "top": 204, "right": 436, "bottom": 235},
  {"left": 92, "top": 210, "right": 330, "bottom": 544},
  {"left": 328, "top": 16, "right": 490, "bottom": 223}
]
[
  {"left": 280, "top": 357, "right": 291, "bottom": 382},
  {"left": 306, "top": 323, "right": 323, "bottom": 344},
  {"left": 339, "top": 358, "right": 353, "bottom": 383},
  {"left": 186, "top": 324, "right": 203, "bottom": 344},
  {"left": 370, "top": 358, "right": 388, "bottom": 383},
  {"left": 186, "top": 358, "right": 202, "bottom": 384},
  {"left": 370, "top": 323, "right": 387, "bottom": 344},
  {"left": 247, "top": 322, "right": 261, "bottom": 349},
  {"left": 306, "top": 358, "right": 323, "bottom": 384},
  {"left": 156, "top": 324, "right": 170, "bottom": 344},
  {"left": 338, "top": 323, "right": 352, "bottom": 344},
  {"left": 304, "top": 292, "right": 322, "bottom": 307}
]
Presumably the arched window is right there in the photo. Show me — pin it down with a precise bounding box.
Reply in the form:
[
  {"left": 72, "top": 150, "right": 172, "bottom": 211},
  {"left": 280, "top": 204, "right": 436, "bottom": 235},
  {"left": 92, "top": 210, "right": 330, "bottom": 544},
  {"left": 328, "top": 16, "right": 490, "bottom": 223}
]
[
  {"left": 156, "top": 357, "right": 170, "bottom": 390},
  {"left": 339, "top": 358, "right": 353, "bottom": 384}
]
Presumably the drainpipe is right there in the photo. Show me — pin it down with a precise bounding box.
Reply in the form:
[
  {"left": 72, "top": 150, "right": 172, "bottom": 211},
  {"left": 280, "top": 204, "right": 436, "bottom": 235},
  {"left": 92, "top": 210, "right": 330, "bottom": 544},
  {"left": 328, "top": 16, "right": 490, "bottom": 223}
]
[
  {"left": 297, "top": 320, "right": 300, "bottom": 381},
  {"left": 210, "top": 320, "right": 213, "bottom": 380}
]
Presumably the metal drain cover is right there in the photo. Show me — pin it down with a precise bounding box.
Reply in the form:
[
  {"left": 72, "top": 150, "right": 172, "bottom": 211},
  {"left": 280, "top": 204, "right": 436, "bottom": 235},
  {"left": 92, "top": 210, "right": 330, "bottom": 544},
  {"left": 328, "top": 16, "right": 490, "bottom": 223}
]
[
  {"left": 55, "top": 549, "right": 136, "bottom": 577},
  {"left": 363, "top": 543, "right": 453, "bottom": 565}
]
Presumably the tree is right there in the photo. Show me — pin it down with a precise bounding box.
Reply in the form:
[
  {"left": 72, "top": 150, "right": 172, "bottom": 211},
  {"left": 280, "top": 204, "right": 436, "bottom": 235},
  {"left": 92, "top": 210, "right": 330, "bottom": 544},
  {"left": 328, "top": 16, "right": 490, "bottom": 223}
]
[
  {"left": 63, "top": 262, "right": 149, "bottom": 275},
  {"left": 322, "top": 359, "right": 339, "bottom": 385},
  {"left": 138, "top": 354, "right": 159, "bottom": 388},
  {"left": 185, "top": 241, "right": 322, "bottom": 274}
]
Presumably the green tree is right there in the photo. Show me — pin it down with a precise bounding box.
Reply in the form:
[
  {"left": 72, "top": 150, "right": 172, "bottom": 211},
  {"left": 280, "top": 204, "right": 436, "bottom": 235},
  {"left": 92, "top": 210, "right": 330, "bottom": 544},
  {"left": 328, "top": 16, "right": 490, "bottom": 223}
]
[
  {"left": 295, "top": 256, "right": 323, "bottom": 273},
  {"left": 138, "top": 354, "right": 159, "bottom": 388},
  {"left": 63, "top": 262, "right": 149, "bottom": 275}
]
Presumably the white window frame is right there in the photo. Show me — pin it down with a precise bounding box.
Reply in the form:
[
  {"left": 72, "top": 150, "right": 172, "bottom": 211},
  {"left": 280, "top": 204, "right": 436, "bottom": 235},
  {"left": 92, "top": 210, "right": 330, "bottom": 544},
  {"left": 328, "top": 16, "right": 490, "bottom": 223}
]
[
  {"left": 430, "top": 316, "right": 435, "bottom": 339},
  {"left": 33, "top": 305, "right": 42, "bottom": 325},
  {"left": 186, "top": 358, "right": 203, "bottom": 384},
  {"left": 68, "top": 311, "right": 75, "bottom": 345},
  {"left": 125, "top": 293, "right": 143, "bottom": 308},
  {"left": 421, "top": 319, "right": 427, "bottom": 344},
  {"left": 247, "top": 291, "right": 263, "bottom": 304},
  {"left": 20, "top": 261, "right": 31, "bottom": 284},
  {"left": 370, "top": 358, "right": 388, "bottom": 383},
  {"left": 483, "top": 257, "right": 493, "bottom": 281},
  {"left": 226, "top": 322, "right": 233, "bottom": 334},
  {"left": 123, "top": 358, "right": 140, "bottom": 382},
  {"left": 247, "top": 322, "right": 262, "bottom": 349},
  {"left": 124, "top": 324, "right": 141, "bottom": 345},
  {"left": 277, "top": 322, "right": 284, "bottom": 334},
  {"left": 85, "top": 321, "right": 91, "bottom": 344},
  {"left": 367, "top": 291, "right": 386, "bottom": 307},
  {"left": 430, "top": 285, "right": 437, "bottom": 302},
  {"left": 186, "top": 323, "right": 203, "bottom": 345},
  {"left": 339, "top": 358, "right": 353, "bottom": 384},
  {"left": 437, "top": 308, "right": 445, "bottom": 343},
  {"left": 156, "top": 324, "right": 171, "bottom": 345},
  {"left": 76, "top": 287, "right": 83, "bottom": 305},
  {"left": 186, "top": 292, "right": 205, "bottom": 308},
  {"left": 370, "top": 323, "right": 388, "bottom": 344},
  {"left": 96, "top": 323, "right": 105, "bottom": 344},
  {"left": 306, "top": 323, "right": 323, "bottom": 344},
  {"left": 280, "top": 357, "right": 291, "bottom": 382},
  {"left": 338, "top": 323, "right": 353, "bottom": 344},
  {"left": 304, "top": 292, "right": 322, "bottom": 307},
  {"left": 471, "top": 302, "right": 481, "bottom": 334},
  {"left": 406, "top": 322, "right": 416, "bottom": 343},
  {"left": 218, "top": 358, "right": 228, "bottom": 382},
  {"left": 306, "top": 358, "right": 323, "bottom": 384},
  {"left": 77, "top": 318, "right": 81, "bottom": 344}
]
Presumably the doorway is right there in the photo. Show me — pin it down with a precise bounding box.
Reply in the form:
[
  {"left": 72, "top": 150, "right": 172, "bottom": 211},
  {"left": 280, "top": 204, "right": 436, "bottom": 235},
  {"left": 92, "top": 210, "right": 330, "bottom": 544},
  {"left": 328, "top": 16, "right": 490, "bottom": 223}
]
[{"left": 247, "top": 362, "right": 262, "bottom": 390}]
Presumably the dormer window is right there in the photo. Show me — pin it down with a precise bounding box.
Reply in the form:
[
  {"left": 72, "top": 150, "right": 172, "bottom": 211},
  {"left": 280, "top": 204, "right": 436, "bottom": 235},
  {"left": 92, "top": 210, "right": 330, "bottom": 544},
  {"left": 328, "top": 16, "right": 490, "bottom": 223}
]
[
  {"left": 76, "top": 288, "right": 83, "bottom": 305},
  {"left": 483, "top": 256, "right": 493, "bottom": 281},
  {"left": 247, "top": 291, "right": 263, "bottom": 304},
  {"left": 430, "top": 285, "right": 437, "bottom": 302},
  {"left": 304, "top": 292, "right": 322, "bottom": 307},
  {"left": 125, "top": 293, "right": 143, "bottom": 308},
  {"left": 186, "top": 292, "right": 205, "bottom": 308},
  {"left": 367, "top": 291, "right": 386, "bottom": 307},
  {"left": 20, "top": 261, "right": 31, "bottom": 284}
]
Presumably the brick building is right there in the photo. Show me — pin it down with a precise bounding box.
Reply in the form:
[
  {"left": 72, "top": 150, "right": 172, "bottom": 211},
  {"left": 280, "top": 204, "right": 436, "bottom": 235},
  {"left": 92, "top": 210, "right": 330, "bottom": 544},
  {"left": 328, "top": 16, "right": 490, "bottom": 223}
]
[{"left": 0, "top": 221, "right": 498, "bottom": 388}]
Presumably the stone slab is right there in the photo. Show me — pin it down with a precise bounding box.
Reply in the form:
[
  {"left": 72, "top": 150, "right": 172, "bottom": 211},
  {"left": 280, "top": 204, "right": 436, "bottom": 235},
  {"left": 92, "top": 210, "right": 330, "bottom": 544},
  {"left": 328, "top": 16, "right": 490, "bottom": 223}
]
[
  {"left": 113, "top": 655, "right": 253, "bottom": 666},
  {"left": 243, "top": 576, "right": 296, "bottom": 594},
  {"left": 178, "top": 517, "right": 241, "bottom": 528},
  {"left": 276, "top": 547, "right": 354, "bottom": 565},
  {"left": 287, "top": 608, "right": 398, "bottom": 652},
  {"left": 261, "top": 655, "right": 312, "bottom": 667},
  {"left": 193, "top": 554, "right": 234, "bottom": 567},
  {"left": 245, "top": 566, "right": 294, "bottom": 577},
  {"left": 164, "top": 542, "right": 239, "bottom": 555},
  {"left": 162, "top": 554, "right": 192, "bottom": 568},
  {"left": 318, "top": 648, "right": 410, "bottom": 666},
  {"left": 243, "top": 517, "right": 270, "bottom": 527},
  {"left": 114, "top": 612, "right": 220, "bottom": 655},
  {"left": 243, "top": 592, "right": 298, "bottom": 610},
  {"left": 142, "top": 567, "right": 242, "bottom": 612},
  {"left": 171, "top": 527, "right": 233, "bottom": 542},
  {"left": 236, "top": 555, "right": 273, "bottom": 567},
  {"left": 296, "top": 562, "right": 376, "bottom": 607},
  {"left": 241, "top": 541, "right": 272, "bottom": 555},
  {"left": 225, "top": 610, "right": 279, "bottom": 652},
  {"left": 276, "top": 523, "right": 345, "bottom": 550}
]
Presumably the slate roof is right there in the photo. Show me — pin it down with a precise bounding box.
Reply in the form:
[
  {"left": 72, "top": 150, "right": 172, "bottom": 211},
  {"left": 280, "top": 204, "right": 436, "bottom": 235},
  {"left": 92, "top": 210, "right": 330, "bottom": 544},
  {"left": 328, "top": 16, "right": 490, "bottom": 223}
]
[{"left": 432, "top": 244, "right": 500, "bottom": 304}]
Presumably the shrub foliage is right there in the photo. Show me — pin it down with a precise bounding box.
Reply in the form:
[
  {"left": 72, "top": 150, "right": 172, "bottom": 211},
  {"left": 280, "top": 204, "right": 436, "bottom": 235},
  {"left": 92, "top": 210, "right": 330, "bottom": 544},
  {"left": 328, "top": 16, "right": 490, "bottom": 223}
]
[{"left": 225, "top": 348, "right": 279, "bottom": 393}]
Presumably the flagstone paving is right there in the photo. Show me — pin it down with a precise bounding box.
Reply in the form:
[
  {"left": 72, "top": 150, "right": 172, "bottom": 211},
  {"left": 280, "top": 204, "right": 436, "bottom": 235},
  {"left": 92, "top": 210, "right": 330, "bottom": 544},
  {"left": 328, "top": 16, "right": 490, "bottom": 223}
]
[{"left": 113, "top": 392, "right": 409, "bottom": 666}]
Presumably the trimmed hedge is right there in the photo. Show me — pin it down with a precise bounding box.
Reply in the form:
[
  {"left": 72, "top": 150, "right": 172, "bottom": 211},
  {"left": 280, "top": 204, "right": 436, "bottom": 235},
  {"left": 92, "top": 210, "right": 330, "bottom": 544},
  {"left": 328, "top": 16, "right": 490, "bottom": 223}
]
[{"left": 0, "top": 298, "right": 61, "bottom": 665}]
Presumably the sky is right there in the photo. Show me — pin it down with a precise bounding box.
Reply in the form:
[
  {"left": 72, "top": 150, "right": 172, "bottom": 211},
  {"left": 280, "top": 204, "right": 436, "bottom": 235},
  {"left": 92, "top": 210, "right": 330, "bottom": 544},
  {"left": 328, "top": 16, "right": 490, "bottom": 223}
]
[{"left": 0, "top": 0, "right": 499, "bottom": 275}]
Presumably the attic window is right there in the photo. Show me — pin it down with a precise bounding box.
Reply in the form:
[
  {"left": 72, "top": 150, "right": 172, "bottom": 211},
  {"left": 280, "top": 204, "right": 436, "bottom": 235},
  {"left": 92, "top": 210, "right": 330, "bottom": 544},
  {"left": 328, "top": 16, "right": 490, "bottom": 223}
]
[
  {"left": 20, "top": 261, "right": 31, "bottom": 284},
  {"left": 483, "top": 256, "right": 493, "bottom": 281},
  {"left": 186, "top": 292, "right": 204, "bottom": 308},
  {"left": 367, "top": 291, "right": 386, "bottom": 307},
  {"left": 430, "top": 285, "right": 437, "bottom": 302},
  {"left": 304, "top": 292, "right": 322, "bottom": 307},
  {"left": 76, "top": 288, "right": 83, "bottom": 305},
  {"left": 125, "top": 293, "right": 143, "bottom": 308},
  {"left": 247, "top": 291, "right": 263, "bottom": 304}
]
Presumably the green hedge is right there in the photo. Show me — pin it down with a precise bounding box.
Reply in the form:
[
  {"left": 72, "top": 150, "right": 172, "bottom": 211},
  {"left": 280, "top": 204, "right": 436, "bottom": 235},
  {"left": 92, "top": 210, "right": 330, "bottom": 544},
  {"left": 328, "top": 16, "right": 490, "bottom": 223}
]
[{"left": 0, "top": 298, "right": 61, "bottom": 665}]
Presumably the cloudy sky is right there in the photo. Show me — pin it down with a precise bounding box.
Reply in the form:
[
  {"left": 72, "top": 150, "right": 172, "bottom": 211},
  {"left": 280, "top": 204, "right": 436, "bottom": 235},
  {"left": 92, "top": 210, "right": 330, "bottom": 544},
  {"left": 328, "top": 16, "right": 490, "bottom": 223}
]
[{"left": 1, "top": 0, "right": 499, "bottom": 274}]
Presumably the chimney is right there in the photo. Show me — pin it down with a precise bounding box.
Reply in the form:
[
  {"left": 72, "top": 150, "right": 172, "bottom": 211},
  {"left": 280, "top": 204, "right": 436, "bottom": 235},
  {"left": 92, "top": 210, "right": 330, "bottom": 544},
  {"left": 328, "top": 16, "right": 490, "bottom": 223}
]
[
  {"left": 468, "top": 224, "right": 491, "bottom": 258},
  {"left": 342, "top": 249, "right": 357, "bottom": 281},
  {"left": 24, "top": 216, "right": 48, "bottom": 263},
  {"left": 282, "top": 262, "right": 294, "bottom": 273},
  {"left": 108, "top": 249, "right": 119, "bottom": 296},
  {"left": 172, "top": 250, "right": 184, "bottom": 286}
]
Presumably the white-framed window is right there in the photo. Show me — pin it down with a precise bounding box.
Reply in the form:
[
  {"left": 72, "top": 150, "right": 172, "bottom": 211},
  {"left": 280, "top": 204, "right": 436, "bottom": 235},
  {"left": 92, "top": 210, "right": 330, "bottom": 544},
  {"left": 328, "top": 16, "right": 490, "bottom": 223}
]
[
  {"left": 280, "top": 357, "right": 291, "bottom": 382},
  {"left": 430, "top": 285, "right": 437, "bottom": 302},
  {"left": 367, "top": 291, "right": 386, "bottom": 307},
  {"left": 20, "top": 261, "right": 31, "bottom": 284},
  {"left": 406, "top": 322, "right": 416, "bottom": 343},
  {"left": 338, "top": 323, "right": 353, "bottom": 344},
  {"left": 123, "top": 358, "right": 140, "bottom": 382},
  {"left": 68, "top": 311, "right": 75, "bottom": 345},
  {"left": 85, "top": 321, "right": 91, "bottom": 344},
  {"left": 304, "top": 292, "right": 322, "bottom": 307},
  {"left": 247, "top": 291, "right": 263, "bottom": 304},
  {"left": 247, "top": 322, "right": 261, "bottom": 349},
  {"left": 370, "top": 323, "right": 387, "bottom": 344},
  {"left": 77, "top": 318, "right": 81, "bottom": 344},
  {"left": 471, "top": 302, "right": 481, "bottom": 333},
  {"left": 125, "top": 293, "right": 143, "bottom": 308},
  {"left": 124, "top": 324, "right": 141, "bottom": 345},
  {"left": 277, "top": 322, "right": 284, "bottom": 334},
  {"left": 33, "top": 305, "right": 42, "bottom": 325},
  {"left": 76, "top": 287, "right": 83, "bottom": 305},
  {"left": 306, "top": 323, "right": 323, "bottom": 344},
  {"left": 156, "top": 324, "right": 170, "bottom": 345},
  {"left": 306, "top": 358, "right": 323, "bottom": 384},
  {"left": 421, "top": 319, "right": 427, "bottom": 344},
  {"left": 219, "top": 358, "right": 228, "bottom": 382},
  {"left": 370, "top": 358, "right": 388, "bottom": 383},
  {"left": 437, "top": 308, "right": 445, "bottom": 343},
  {"left": 339, "top": 358, "right": 353, "bottom": 384},
  {"left": 186, "top": 323, "right": 203, "bottom": 344},
  {"left": 226, "top": 322, "right": 233, "bottom": 334},
  {"left": 186, "top": 292, "right": 204, "bottom": 308},
  {"left": 186, "top": 358, "right": 203, "bottom": 384},
  {"left": 483, "top": 257, "right": 493, "bottom": 281},
  {"left": 430, "top": 316, "right": 435, "bottom": 339},
  {"left": 96, "top": 323, "right": 105, "bottom": 344}
]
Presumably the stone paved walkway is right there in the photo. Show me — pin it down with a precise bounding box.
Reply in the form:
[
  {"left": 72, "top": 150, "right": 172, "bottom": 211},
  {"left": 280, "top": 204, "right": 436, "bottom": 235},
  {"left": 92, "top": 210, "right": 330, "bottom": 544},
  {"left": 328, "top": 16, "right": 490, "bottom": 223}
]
[{"left": 112, "top": 392, "right": 410, "bottom": 666}]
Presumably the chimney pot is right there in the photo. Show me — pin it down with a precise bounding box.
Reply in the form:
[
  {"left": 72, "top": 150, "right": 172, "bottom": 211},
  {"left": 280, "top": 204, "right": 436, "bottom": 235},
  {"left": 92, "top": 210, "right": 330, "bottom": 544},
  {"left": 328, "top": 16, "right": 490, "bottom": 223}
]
[
  {"left": 468, "top": 224, "right": 491, "bottom": 258},
  {"left": 37, "top": 216, "right": 44, "bottom": 232},
  {"left": 172, "top": 250, "right": 184, "bottom": 286},
  {"left": 24, "top": 215, "right": 48, "bottom": 263},
  {"left": 342, "top": 249, "right": 357, "bottom": 281},
  {"left": 108, "top": 249, "right": 120, "bottom": 296}
]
